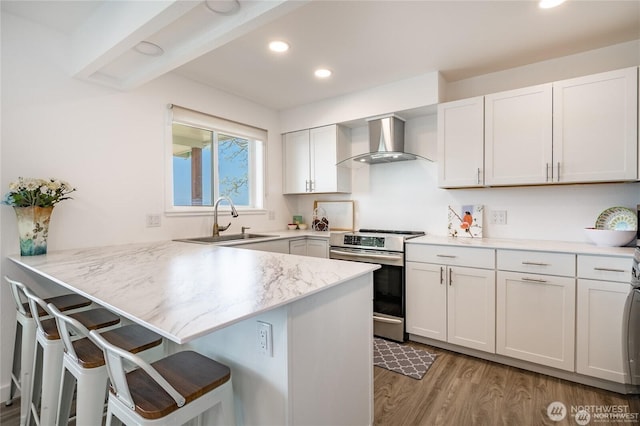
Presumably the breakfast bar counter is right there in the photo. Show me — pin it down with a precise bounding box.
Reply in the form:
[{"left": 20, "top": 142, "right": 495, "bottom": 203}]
[{"left": 9, "top": 240, "right": 377, "bottom": 425}]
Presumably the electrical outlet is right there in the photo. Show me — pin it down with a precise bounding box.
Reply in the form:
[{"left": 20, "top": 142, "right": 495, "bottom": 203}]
[
  {"left": 491, "top": 210, "right": 507, "bottom": 225},
  {"left": 146, "top": 214, "right": 161, "bottom": 227},
  {"left": 268, "top": 210, "right": 275, "bottom": 220},
  {"left": 257, "top": 321, "right": 273, "bottom": 356}
]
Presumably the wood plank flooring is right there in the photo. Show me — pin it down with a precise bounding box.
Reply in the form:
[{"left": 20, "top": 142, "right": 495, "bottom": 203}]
[
  {"left": 375, "top": 340, "right": 640, "bottom": 426},
  {"left": 3, "top": 339, "right": 639, "bottom": 425}
]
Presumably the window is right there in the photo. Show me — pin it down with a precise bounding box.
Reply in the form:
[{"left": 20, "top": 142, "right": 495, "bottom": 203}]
[{"left": 167, "top": 105, "right": 265, "bottom": 213}]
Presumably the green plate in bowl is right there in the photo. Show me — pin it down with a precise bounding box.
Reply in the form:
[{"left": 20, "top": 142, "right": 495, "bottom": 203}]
[{"left": 595, "top": 207, "right": 637, "bottom": 231}]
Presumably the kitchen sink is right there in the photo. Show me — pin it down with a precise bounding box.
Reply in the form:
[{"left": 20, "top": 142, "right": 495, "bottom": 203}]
[{"left": 174, "top": 234, "right": 274, "bottom": 244}]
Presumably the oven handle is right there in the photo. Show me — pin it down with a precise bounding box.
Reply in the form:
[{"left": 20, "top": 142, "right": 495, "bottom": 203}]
[
  {"left": 329, "top": 248, "right": 403, "bottom": 262},
  {"left": 373, "top": 315, "right": 403, "bottom": 325}
]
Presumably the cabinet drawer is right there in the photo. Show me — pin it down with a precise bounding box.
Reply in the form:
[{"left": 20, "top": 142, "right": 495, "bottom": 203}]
[
  {"left": 497, "top": 250, "right": 575, "bottom": 277},
  {"left": 406, "top": 244, "right": 494, "bottom": 269},
  {"left": 577, "top": 254, "right": 632, "bottom": 282}
]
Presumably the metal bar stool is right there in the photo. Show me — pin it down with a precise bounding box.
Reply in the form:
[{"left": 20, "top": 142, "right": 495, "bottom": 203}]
[
  {"left": 48, "top": 303, "right": 164, "bottom": 426},
  {"left": 89, "top": 329, "right": 236, "bottom": 426},
  {"left": 22, "top": 286, "right": 121, "bottom": 426},
  {"left": 4, "top": 276, "right": 92, "bottom": 426}
]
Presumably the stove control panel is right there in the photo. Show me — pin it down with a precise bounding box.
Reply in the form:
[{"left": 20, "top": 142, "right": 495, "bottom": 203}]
[{"left": 343, "top": 235, "right": 385, "bottom": 248}]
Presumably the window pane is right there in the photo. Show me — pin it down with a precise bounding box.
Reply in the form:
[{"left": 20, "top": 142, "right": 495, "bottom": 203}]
[
  {"left": 218, "top": 133, "right": 249, "bottom": 206},
  {"left": 172, "top": 123, "right": 213, "bottom": 206}
]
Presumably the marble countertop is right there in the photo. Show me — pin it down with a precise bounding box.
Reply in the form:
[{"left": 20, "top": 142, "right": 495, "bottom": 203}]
[
  {"left": 9, "top": 240, "right": 377, "bottom": 344},
  {"left": 408, "top": 235, "right": 636, "bottom": 257}
]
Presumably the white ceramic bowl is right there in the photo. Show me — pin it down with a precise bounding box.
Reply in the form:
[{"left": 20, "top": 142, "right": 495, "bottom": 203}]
[
  {"left": 287, "top": 224, "right": 297, "bottom": 230},
  {"left": 584, "top": 228, "right": 636, "bottom": 247},
  {"left": 298, "top": 223, "right": 308, "bottom": 230}
]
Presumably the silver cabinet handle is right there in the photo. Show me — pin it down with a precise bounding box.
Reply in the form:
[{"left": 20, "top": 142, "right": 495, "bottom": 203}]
[
  {"left": 594, "top": 267, "right": 626, "bottom": 273},
  {"left": 522, "top": 261, "right": 549, "bottom": 266},
  {"left": 448, "top": 267, "right": 453, "bottom": 286},
  {"left": 521, "top": 276, "right": 547, "bottom": 283},
  {"left": 310, "top": 180, "right": 315, "bottom": 192},
  {"left": 437, "top": 254, "right": 457, "bottom": 258},
  {"left": 305, "top": 180, "right": 310, "bottom": 192},
  {"left": 546, "top": 163, "right": 549, "bottom": 182},
  {"left": 440, "top": 266, "right": 444, "bottom": 285},
  {"left": 476, "top": 168, "right": 481, "bottom": 185},
  {"left": 556, "top": 162, "right": 560, "bottom": 182}
]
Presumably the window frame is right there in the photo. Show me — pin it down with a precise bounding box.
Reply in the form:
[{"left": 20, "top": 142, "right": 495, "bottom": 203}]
[{"left": 165, "top": 105, "right": 266, "bottom": 216}]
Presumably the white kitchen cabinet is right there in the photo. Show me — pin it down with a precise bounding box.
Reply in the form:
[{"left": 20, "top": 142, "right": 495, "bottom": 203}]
[
  {"left": 496, "top": 250, "right": 576, "bottom": 371},
  {"left": 576, "top": 255, "right": 632, "bottom": 383},
  {"left": 406, "top": 245, "right": 495, "bottom": 353},
  {"left": 437, "top": 96, "right": 484, "bottom": 188},
  {"left": 289, "top": 238, "right": 328, "bottom": 258},
  {"left": 485, "top": 84, "right": 553, "bottom": 186},
  {"left": 553, "top": 67, "right": 638, "bottom": 183},
  {"left": 282, "top": 124, "right": 351, "bottom": 194},
  {"left": 238, "top": 239, "right": 290, "bottom": 254}
]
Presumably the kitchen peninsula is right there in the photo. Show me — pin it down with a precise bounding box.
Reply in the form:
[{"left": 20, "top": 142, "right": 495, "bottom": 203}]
[{"left": 9, "top": 240, "right": 377, "bottom": 425}]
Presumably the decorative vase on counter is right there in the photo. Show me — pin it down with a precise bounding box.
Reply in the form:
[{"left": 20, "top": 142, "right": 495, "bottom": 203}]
[{"left": 13, "top": 206, "right": 53, "bottom": 256}]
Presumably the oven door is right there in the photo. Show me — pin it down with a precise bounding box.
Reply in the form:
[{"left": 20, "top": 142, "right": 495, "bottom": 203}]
[{"left": 329, "top": 247, "right": 406, "bottom": 342}]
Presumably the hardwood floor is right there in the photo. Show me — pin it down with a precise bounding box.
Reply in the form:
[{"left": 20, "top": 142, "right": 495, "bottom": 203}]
[
  {"left": 374, "top": 340, "right": 640, "bottom": 426},
  {"left": 3, "top": 340, "right": 639, "bottom": 426}
]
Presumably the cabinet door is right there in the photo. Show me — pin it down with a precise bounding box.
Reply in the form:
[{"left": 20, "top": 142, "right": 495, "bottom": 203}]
[
  {"left": 283, "top": 129, "right": 311, "bottom": 194},
  {"left": 306, "top": 239, "right": 328, "bottom": 258},
  {"left": 289, "top": 239, "right": 307, "bottom": 256},
  {"left": 485, "top": 84, "right": 552, "bottom": 186},
  {"left": 496, "top": 271, "right": 575, "bottom": 371},
  {"left": 437, "top": 97, "right": 484, "bottom": 188},
  {"left": 576, "top": 279, "right": 630, "bottom": 383},
  {"left": 447, "top": 266, "right": 496, "bottom": 353},
  {"left": 406, "top": 262, "right": 447, "bottom": 341},
  {"left": 310, "top": 125, "right": 339, "bottom": 193},
  {"left": 553, "top": 67, "right": 638, "bottom": 183}
]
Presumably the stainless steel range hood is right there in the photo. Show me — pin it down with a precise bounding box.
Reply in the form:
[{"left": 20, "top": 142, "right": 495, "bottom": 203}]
[{"left": 350, "top": 115, "right": 418, "bottom": 165}]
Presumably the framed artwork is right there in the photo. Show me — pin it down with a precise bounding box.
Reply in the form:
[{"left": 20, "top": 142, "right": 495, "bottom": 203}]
[{"left": 448, "top": 205, "right": 483, "bottom": 238}]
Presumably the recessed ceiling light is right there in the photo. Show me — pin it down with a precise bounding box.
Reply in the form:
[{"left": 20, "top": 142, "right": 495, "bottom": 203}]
[
  {"left": 269, "top": 41, "right": 290, "bottom": 53},
  {"left": 133, "top": 41, "right": 164, "bottom": 57},
  {"left": 539, "top": 0, "right": 566, "bottom": 9},
  {"left": 314, "top": 69, "right": 332, "bottom": 78},
  {"left": 205, "top": 0, "right": 240, "bottom": 15}
]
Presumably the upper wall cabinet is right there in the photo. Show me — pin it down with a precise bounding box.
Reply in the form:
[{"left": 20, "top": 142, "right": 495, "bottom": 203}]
[
  {"left": 283, "top": 124, "right": 351, "bottom": 194},
  {"left": 552, "top": 67, "right": 638, "bottom": 183},
  {"left": 437, "top": 67, "right": 639, "bottom": 188},
  {"left": 437, "top": 96, "right": 485, "bottom": 188},
  {"left": 485, "top": 84, "right": 553, "bottom": 186}
]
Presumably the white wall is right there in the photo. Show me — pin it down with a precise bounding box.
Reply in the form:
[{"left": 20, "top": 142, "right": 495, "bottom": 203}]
[
  {"left": 0, "top": 12, "right": 288, "bottom": 399},
  {"left": 285, "top": 40, "right": 640, "bottom": 242}
]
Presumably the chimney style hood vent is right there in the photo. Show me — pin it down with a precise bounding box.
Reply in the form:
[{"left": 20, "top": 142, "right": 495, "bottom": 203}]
[{"left": 347, "top": 115, "right": 420, "bottom": 165}]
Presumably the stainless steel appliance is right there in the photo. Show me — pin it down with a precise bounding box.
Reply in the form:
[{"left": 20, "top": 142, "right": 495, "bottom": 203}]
[
  {"left": 625, "top": 239, "right": 640, "bottom": 391},
  {"left": 329, "top": 229, "right": 425, "bottom": 342}
]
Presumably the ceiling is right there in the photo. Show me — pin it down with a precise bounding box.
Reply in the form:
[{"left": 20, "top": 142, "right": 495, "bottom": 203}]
[{"left": 2, "top": 0, "right": 639, "bottom": 111}]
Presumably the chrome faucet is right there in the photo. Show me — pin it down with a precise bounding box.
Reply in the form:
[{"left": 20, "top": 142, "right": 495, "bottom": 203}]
[{"left": 213, "top": 196, "right": 239, "bottom": 237}]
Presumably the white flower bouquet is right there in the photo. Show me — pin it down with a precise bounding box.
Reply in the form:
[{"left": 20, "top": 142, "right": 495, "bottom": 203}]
[{"left": 2, "top": 177, "right": 76, "bottom": 207}]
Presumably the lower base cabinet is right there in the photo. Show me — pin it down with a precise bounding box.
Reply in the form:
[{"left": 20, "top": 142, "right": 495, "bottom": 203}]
[
  {"left": 576, "top": 279, "right": 631, "bottom": 383},
  {"left": 289, "top": 238, "right": 329, "bottom": 258},
  {"left": 496, "top": 271, "right": 576, "bottom": 371},
  {"left": 406, "top": 262, "right": 495, "bottom": 353}
]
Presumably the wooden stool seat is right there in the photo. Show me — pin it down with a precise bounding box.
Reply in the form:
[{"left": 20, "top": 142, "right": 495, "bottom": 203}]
[
  {"left": 71, "top": 324, "right": 163, "bottom": 369},
  {"left": 39, "top": 308, "right": 120, "bottom": 340},
  {"left": 126, "top": 351, "right": 231, "bottom": 420},
  {"left": 21, "top": 293, "right": 91, "bottom": 318}
]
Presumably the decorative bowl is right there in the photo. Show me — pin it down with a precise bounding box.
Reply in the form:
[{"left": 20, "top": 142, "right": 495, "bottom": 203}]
[
  {"left": 287, "top": 224, "right": 298, "bottom": 230},
  {"left": 298, "top": 223, "right": 308, "bottom": 230},
  {"left": 584, "top": 228, "right": 636, "bottom": 247}
]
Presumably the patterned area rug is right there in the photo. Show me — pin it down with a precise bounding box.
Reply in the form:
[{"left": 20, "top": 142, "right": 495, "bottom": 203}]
[{"left": 373, "top": 337, "right": 438, "bottom": 380}]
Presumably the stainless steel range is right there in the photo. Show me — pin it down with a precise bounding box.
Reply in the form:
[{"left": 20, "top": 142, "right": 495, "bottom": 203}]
[{"left": 329, "top": 229, "right": 425, "bottom": 342}]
